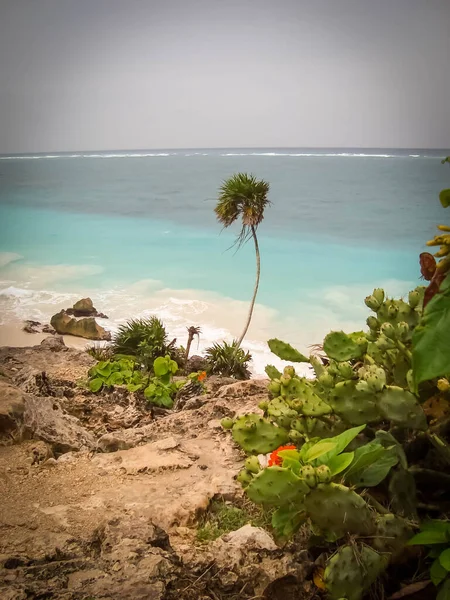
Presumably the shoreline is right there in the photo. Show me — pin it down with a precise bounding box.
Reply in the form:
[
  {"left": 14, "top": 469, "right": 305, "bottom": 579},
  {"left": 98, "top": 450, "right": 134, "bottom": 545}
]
[{"left": 0, "top": 323, "right": 92, "bottom": 350}]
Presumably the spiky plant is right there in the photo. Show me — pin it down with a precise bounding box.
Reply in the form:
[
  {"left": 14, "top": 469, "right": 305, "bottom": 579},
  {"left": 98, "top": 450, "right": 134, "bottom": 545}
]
[
  {"left": 112, "top": 317, "right": 176, "bottom": 369},
  {"left": 215, "top": 173, "right": 270, "bottom": 348},
  {"left": 85, "top": 343, "right": 113, "bottom": 361},
  {"left": 205, "top": 340, "right": 252, "bottom": 380},
  {"left": 185, "top": 326, "right": 201, "bottom": 362}
]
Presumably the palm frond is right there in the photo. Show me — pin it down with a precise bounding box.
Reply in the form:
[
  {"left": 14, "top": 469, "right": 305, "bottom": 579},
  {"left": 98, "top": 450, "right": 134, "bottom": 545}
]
[{"left": 215, "top": 173, "right": 270, "bottom": 249}]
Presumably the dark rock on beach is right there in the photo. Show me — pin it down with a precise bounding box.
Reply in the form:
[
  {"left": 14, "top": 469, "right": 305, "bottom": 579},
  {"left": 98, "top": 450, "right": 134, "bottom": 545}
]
[{"left": 66, "top": 297, "right": 109, "bottom": 319}]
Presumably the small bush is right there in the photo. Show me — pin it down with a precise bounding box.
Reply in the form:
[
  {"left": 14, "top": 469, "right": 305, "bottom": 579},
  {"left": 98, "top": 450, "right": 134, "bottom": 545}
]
[
  {"left": 112, "top": 317, "right": 177, "bottom": 369},
  {"left": 205, "top": 340, "right": 252, "bottom": 380}
]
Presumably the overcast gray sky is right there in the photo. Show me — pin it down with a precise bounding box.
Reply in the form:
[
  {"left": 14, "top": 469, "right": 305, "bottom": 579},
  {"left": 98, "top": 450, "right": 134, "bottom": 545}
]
[{"left": 0, "top": 0, "right": 449, "bottom": 153}]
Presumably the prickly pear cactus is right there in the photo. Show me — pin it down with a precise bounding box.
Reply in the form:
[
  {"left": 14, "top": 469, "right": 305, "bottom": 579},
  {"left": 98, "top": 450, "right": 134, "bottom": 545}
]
[
  {"left": 246, "top": 466, "right": 310, "bottom": 506},
  {"left": 323, "top": 330, "right": 365, "bottom": 362},
  {"left": 232, "top": 414, "right": 289, "bottom": 454},
  {"left": 371, "top": 513, "right": 413, "bottom": 556},
  {"left": 327, "top": 380, "right": 380, "bottom": 425},
  {"left": 267, "top": 338, "right": 309, "bottom": 362},
  {"left": 324, "top": 544, "right": 389, "bottom": 600},
  {"left": 377, "top": 386, "right": 427, "bottom": 430},
  {"left": 303, "top": 483, "right": 375, "bottom": 537}
]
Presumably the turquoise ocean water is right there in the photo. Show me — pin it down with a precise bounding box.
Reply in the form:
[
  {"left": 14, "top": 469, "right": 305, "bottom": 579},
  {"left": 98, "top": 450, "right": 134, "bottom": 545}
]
[{"left": 0, "top": 148, "right": 449, "bottom": 373}]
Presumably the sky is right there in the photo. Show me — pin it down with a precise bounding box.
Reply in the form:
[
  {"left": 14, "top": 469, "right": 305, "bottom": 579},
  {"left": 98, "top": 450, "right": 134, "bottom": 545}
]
[{"left": 0, "top": 0, "right": 449, "bottom": 153}]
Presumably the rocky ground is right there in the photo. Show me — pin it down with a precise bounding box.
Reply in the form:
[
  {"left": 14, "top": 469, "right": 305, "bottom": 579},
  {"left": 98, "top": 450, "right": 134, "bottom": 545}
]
[{"left": 0, "top": 336, "right": 317, "bottom": 600}]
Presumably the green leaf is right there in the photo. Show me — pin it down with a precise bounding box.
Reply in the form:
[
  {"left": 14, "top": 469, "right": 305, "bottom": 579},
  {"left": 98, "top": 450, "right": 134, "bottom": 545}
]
[
  {"left": 346, "top": 447, "right": 398, "bottom": 488},
  {"left": 271, "top": 505, "right": 306, "bottom": 537},
  {"left": 278, "top": 449, "right": 301, "bottom": 461},
  {"left": 106, "top": 372, "right": 125, "bottom": 386},
  {"left": 408, "top": 530, "right": 450, "bottom": 546},
  {"left": 375, "top": 430, "right": 408, "bottom": 469},
  {"left": 95, "top": 360, "right": 112, "bottom": 378},
  {"left": 314, "top": 424, "right": 366, "bottom": 465},
  {"left": 305, "top": 441, "right": 337, "bottom": 462},
  {"left": 267, "top": 339, "right": 309, "bottom": 362},
  {"left": 412, "top": 274, "right": 450, "bottom": 388},
  {"left": 153, "top": 356, "right": 170, "bottom": 376},
  {"left": 281, "top": 457, "right": 302, "bottom": 475},
  {"left": 344, "top": 441, "right": 387, "bottom": 478},
  {"left": 326, "top": 452, "right": 355, "bottom": 475},
  {"left": 155, "top": 393, "right": 174, "bottom": 408},
  {"left": 440, "top": 549, "right": 450, "bottom": 571},
  {"left": 432, "top": 559, "right": 449, "bottom": 586},
  {"left": 144, "top": 383, "right": 157, "bottom": 398},
  {"left": 440, "top": 189, "right": 450, "bottom": 208},
  {"left": 437, "top": 578, "right": 450, "bottom": 600},
  {"left": 127, "top": 383, "right": 143, "bottom": 392},
  {"left": 89, "top": 378, "right": 103, "bottom": 393}
]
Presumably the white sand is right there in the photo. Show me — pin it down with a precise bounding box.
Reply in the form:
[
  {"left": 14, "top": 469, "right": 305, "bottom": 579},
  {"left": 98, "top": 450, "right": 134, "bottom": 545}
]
[{"left": 0, "top": 324, "right": 92, "bottom": 350}]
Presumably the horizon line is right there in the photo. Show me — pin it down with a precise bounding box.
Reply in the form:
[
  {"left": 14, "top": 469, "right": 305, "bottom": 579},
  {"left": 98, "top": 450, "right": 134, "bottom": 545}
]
[{"left": 1, "top": 145, "right": 450, "bottom": 157}]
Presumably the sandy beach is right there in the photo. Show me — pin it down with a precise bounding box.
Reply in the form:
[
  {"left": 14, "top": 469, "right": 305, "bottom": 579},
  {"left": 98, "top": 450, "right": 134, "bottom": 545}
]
[{"left": 0, "top": 323, "right": 93, "bottom": 350}]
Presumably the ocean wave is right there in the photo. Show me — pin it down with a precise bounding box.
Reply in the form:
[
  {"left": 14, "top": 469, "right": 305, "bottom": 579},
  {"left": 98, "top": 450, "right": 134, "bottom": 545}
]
[
  {"left": 220, "top": 152, "right": 409, "bottom": 158},
  {"left": 0, "top": 151, "right": 442, "bottom": 161},
  {"left": 0, "top": 273, "right": 416, "bottom": 376}
]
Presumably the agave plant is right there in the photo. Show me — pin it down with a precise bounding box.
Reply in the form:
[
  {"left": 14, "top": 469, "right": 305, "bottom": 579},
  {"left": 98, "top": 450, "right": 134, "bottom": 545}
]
[
  {"left": 215, "top": 173, "right": 270, "bottom": 348},
  {"left": 205, "top": 340, "right": 252, "bottom": 380},
  {"left": 112, "top": 317, "right": 176, "bottom": 369}
]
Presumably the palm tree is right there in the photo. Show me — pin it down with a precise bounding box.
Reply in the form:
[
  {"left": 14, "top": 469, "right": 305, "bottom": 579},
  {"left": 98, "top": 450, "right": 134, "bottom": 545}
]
[
  {"left": 185, "top": 325, "right": 201, "bottom": 362},
  {"left": 215, "top": 173, "right": 270, "bottom": 349}
]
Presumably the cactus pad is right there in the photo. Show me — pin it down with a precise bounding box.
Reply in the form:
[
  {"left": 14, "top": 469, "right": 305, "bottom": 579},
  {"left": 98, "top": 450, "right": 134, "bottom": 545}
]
[
  {"left": 232, "top": 414, "right": 289, "bottom": 454},
  {"left": 246, "top": 466, "right": 310, "bottom": 506},
  {"left": 323, "top": 331, "right": 364, "bottom": 362},
  {"left": 304, "top": 483, "right": 375, "bottom": 537},
  {"left": 265, "top": 364, "right": 282, "bottom": 380},
  {"left": 377, "top": 386, "right": 427, "bottom": 429},
  {"left": 324, "top": 544, "right": 389, "bottom": 600},
  {"left": 267, "top": 338, "right": 309, "bottom": 362},
  {"left": 328, "top": 380, "right": 380, "bottom": 425},
  {"left": 372, "top": 513, "right": 413, "bottom": 555}
]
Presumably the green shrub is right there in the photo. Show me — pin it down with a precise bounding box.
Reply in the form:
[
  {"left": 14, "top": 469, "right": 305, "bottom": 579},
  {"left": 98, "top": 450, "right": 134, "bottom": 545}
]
[
  {"left": 88, "top": 357, "right": 139, "bottom": 392},
  {"left": 205, "top": 340, "right": 252, "bottom": 380},
  {"left": 143, "top": 355, "right": 185, "bottom": 408},
  {"left": 112, "top": 317, "right": 177, "bottom": 369}
]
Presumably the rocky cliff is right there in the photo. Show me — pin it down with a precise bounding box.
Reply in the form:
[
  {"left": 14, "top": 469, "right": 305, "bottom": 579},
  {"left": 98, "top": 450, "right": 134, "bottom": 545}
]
[{"left": 0, "top": 337, "right": 315, "bottom": 600}]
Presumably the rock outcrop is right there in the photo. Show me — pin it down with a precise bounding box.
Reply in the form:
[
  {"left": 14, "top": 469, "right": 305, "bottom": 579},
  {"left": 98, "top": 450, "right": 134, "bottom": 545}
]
[
  {"left": 66, "top": 297, "right": 108, "bottom": 318},
  {"left": 50, "top": 310, "right": 111, "bottom": 340},
  {"left": 0, "top": 341, "right": 313, "bottom": 599}
]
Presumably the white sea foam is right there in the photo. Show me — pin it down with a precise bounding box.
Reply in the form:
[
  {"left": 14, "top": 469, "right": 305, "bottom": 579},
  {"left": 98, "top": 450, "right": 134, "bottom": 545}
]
[
  {"left": 0, "top": 269, "right": 416, "bottom": 375},
  {"left": 0, "top": 151, "right": 439, "bottom": 161}
]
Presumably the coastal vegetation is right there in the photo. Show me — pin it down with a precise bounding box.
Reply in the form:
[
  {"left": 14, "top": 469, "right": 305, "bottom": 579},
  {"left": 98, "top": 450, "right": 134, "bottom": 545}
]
[
  {"left": 218, "top": 160, "right": 450, "bottom": 600},
  {"left": 73, "top": 163, "right": 450, "bottom": 597}
]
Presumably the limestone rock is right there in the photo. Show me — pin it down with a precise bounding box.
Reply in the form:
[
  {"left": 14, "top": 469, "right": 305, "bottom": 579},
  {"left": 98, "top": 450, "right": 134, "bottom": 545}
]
[
  {"left": 0, "top": 381, "right": 26, "bottom": 438},
  {"left": 40, "top": 335, "right": 66, "bottom": 352},
  {"left": 23, "top": 395, "right": 96, "bottom": 454},
  {"left": 184, "top": 355, "right": 208, "bottom": 374},
  {"left": 66, "top": 297, "right": 108, "bottom": 318},
  {"left": 212, "top": 525, "right": 310, "bottom": 596},
  {"left": 50, "top": 310, "right": 111, "bottom": 341}
]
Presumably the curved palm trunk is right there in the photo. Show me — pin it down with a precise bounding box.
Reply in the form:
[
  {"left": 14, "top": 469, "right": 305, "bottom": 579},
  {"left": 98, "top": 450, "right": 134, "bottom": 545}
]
[
  {"left": 185, "top": 329, "right": 195, "bottom": 362},
  {"left": 235, "top": 225, "right": 260, "bottom": 349}
]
